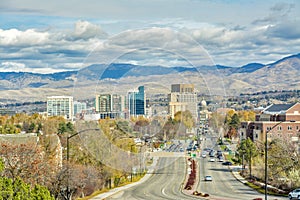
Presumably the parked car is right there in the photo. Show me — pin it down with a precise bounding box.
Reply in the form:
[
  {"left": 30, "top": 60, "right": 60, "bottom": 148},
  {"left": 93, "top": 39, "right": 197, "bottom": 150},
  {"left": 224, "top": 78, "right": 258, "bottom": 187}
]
[
  {"left": 204, "top": 175, "right": 212, "bottom": 181},
  {"left": 209, "top": 157, "right": 215, "bottom": 162},
  {"left": 201, "top": 152, "right": 207, "bottom": 158},
  {"left": 288, "top": 188, "right": 300, "bottom": 200},
  {"left": 222, "top": 161, "right": 232, "bottom": 166}
]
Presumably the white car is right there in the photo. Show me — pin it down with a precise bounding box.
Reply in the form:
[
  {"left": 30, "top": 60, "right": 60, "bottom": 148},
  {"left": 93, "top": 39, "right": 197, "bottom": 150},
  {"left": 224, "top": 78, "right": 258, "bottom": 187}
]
[
  {"left": 289, "top": 188, "right": 300, "bottom": 199},
  {"left": 209, "top": 157, "right": 215, "bottom": 162},
  {"left": 204, "top": 175, "right": 212, "bottom": 181},
  {"left": 201, "top": 152, "right": 207, "bottom": 158}
]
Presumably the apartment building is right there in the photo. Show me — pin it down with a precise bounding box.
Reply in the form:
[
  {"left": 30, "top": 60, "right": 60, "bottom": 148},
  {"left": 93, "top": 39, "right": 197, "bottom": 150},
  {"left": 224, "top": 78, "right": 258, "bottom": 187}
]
[
  {"left": 47, "top": 96, "right": 73, "bottom": 120},
  {"left": 95, "top": 94, "right": 125, "bottom": 119},
  {"left": 240, "top": 103, "right": 300, "bottom": 143}
]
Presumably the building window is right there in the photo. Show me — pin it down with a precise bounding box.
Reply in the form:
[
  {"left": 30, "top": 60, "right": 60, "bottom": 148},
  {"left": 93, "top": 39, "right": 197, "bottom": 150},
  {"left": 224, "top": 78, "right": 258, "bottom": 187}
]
[
  {"left": 296, "top": 126, "right": 299, "bottom": 130},
  {"left": 277, "top": 126, "right": 282, "bottom": 131},
  {"left": 256, "top": 134, "right": 258, "bottom": 138},
  {"left": 288, "top": 126, "right": 292, "bottom": 130}
]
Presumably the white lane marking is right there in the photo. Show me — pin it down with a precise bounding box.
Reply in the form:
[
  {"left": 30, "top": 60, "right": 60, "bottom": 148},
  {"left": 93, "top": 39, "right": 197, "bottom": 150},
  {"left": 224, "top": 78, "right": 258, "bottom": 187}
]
[{"left": 162, "top": 188, "right": 167, "bottom": 196}]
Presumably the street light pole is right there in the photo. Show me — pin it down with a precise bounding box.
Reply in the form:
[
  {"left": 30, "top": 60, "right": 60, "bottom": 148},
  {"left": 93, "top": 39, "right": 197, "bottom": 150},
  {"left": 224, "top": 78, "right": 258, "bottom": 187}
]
[
  {"left": 66, "top": 128, "right": 100, "bottom": 200},
  {"left": 264, "top": 122, "right": 282, "bottom": 200}
]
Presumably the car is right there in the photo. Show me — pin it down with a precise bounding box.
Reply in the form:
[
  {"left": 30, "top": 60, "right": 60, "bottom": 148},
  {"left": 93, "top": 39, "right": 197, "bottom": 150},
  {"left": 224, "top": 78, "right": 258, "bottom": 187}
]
[
  {"left": 288, "top": 188, "right": 300, "bottom": 200},
  {"left": 204, "top": 175, "right": 212, "bottom": 181},
  {"left": 209, "top": 150, "right": 215, "bottom": 157},
  {"left": 186, "top": 147, "right": 191, "bottom": 151},
  {"left": 203, "top": 148, "right": 212, "bottom": 152},
  {"left": 222, "top": 161, "right": 232, "bottom": 166},
  {"left": 201, "top": 152, "right": 207, "bottom": 158},
  {"left": 209, "top": 157, "right": 215, "bottom": 162},
  {"left": 218, "top": 157, "right": 224, "bottom": 162}
]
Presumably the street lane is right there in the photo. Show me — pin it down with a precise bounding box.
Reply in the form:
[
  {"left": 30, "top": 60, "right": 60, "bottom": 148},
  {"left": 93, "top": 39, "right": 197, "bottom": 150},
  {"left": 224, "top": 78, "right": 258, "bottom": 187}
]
[
  {"left": 198, "top": 135, "right": 286, "bottom": 200},
  {"left": 106, "top": 157, "right": 200, "bottom": 200}
]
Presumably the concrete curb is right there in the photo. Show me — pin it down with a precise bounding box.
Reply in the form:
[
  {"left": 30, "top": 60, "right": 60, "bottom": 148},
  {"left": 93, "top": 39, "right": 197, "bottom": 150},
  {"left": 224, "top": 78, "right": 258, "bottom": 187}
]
[{"left": 230, "top": 167, "right": 288, "bottom": 199}]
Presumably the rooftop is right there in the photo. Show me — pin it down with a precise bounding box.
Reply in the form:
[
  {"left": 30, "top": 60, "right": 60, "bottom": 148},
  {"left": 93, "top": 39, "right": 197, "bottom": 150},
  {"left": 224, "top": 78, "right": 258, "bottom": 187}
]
[{"left": 263, "top": 103, "right": 297, "bottom": 114}]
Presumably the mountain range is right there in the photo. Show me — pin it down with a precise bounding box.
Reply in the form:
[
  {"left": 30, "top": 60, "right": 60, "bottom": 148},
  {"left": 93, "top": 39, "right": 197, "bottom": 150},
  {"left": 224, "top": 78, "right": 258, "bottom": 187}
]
[{"left": 0, "top": 53, "right": 299, "bottom": 101}]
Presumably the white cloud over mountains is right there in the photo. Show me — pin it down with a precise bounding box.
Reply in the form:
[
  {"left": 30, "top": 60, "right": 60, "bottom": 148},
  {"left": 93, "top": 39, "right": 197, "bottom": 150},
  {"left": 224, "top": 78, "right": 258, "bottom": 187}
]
[{"left": 0, "top": 1, "right": 299, "bottom": 73}]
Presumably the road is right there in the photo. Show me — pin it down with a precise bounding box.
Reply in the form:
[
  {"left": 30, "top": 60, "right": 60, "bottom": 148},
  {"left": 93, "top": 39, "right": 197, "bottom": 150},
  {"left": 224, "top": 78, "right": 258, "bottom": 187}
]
[
  {"left": 105, "top": 156, "right": 200, "bottom": 200},
  {"left": 198, "top": 135, "right": 286, "bottom": 200},
  {"left": 98, "top": 137, "right": 287, "bottom": 200}
]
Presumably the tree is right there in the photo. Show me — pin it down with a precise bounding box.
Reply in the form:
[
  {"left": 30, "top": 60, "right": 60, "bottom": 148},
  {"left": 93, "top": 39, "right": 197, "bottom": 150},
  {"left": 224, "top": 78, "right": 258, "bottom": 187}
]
[
  {"left": 0, "top": 141, "right": 47, "bottom": 186},
  {"left": 58, "top": 122, "right": 67, "bottom": 134},
  {"left": 160, "top": 117, "right": 179, "bottom": 140},
  {"left": 42, "top": 116, "right": 66, "bottom": 135},
  {"left": 209, "top": 111, "right": 226, "bottom": 133},
  {"left": 237, "top": 138, "right": 258, "bottom": 178},
  {"left": 0, "top": 159, "right": 54, "bottom": 200},
  {"left": 238, "top": 110, "right": 256, "bottom": 122},
  {"left": 267, "top": 137, "right": 300, "bottom": 188},
  {"left": 229, "top": 113, "right": 240, "bottom": 129},
  {"left": 133, "top": 117, "right": 149, "bottom": 132},
  {"left": 174, "top": 110, "right": 195, "bottom": 130},
  {"left": 28, "top": 122, "right": 35, "bottom": 133},
  {"left": 225, "top": 111, "right": 240, "bottom": 138}
]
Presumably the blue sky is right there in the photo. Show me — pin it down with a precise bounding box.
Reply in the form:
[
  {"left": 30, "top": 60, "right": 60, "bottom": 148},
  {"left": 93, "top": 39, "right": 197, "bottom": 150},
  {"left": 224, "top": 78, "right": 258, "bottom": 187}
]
[{"left": 0, "top": 0, "right": 299, "bottom": 73}]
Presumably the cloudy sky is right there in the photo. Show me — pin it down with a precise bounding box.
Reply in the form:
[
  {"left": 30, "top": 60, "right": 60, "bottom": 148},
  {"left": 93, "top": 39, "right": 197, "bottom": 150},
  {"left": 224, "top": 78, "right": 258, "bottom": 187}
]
[{"left": 0, "top": 0, "right": 299, "bottom": 73}]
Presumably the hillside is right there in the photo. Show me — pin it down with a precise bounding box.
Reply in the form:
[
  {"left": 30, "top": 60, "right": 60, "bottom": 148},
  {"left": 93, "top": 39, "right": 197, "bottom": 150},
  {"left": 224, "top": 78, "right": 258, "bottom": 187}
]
[{"left": 0, "top": 53, "right": 299, "bottom": 101}]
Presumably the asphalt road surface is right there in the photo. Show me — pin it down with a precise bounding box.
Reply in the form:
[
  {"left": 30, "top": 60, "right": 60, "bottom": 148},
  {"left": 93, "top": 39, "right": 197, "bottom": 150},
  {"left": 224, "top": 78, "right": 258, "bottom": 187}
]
[
  {"left": 198, "top": 135, "right": 286, "bottom": 200},
  {"left": 105, "top": 157, "right": 200, "bottom": 200},
  {"left": 101, "top": 136, "right": 287, "bottom": 200}
]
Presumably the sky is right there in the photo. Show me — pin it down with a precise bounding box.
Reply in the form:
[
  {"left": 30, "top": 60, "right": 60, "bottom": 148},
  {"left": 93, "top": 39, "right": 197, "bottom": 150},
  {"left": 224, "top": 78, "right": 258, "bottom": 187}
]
[{"left": 0, "top": 0, "right": 299, "bottom": 73}]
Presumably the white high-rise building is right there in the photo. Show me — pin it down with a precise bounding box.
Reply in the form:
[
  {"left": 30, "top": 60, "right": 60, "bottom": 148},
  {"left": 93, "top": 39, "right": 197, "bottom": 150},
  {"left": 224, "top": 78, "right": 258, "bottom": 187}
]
[{"left": 47, "top": 96, "right": 73, "bottom": 120}]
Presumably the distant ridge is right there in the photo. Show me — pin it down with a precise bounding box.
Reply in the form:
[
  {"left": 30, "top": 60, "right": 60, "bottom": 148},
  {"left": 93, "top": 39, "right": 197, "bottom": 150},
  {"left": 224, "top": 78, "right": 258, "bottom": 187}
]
[{"left": 0, "top": 53, "right": 299, "bottom": 96}]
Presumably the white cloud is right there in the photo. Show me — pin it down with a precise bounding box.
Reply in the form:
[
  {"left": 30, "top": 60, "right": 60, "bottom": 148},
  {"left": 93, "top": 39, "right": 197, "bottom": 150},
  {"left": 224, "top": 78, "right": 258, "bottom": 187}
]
[
  {"left": 82, "top": 27, "right": 215, "bottom": 68},
  {"left": 1, "top": 62, "right": 26, "bottom": 72},
  {"left": 0, "top": 0, "right": 300, "bottom": 75},
  {"left": 0, "top": 29, "right": 50, "bottom": 46},
  {"left": 72, "top": 20, "right": 108, "bottom": 40}
]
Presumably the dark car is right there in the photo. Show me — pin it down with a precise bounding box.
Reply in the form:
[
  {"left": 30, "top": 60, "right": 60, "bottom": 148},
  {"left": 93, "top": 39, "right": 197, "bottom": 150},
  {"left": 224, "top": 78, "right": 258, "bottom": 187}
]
[{"left": 222, "top": 161, "right": 232, "bottom": 166}]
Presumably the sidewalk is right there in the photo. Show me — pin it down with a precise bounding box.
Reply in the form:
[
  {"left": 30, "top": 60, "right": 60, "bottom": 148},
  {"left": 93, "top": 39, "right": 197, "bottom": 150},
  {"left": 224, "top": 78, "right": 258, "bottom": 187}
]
[
  {"left": 91, "top": 157, "right": 158, "bottom": 200},
  {"left": 230, "top": 167, "right": 287, "bottom": 200}
]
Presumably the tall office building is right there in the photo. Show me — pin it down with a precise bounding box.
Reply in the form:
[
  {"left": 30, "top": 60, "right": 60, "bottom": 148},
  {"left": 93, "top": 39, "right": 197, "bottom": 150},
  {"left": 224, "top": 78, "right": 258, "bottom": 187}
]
[
  {"left": 95, "top": 94, "right": 112, "bottom": 112},
  {"left": 168, "top": 84, "right": 198, "bottom": 120},
  {"left": 95, "top": 94, "right": 124, "bottom": 118},
  {"left": 128, "top": 86, "right": 145, "bottom": 117},
  {"left": 47, "top": 96, "right": 73, "bottom": 120}
]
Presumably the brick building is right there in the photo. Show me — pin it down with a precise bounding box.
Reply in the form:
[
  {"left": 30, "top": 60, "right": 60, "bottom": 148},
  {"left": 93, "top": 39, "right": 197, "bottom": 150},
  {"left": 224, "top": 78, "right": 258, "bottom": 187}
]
[{"left": 240, "top": 103, "right": 300, "bottom": 143}]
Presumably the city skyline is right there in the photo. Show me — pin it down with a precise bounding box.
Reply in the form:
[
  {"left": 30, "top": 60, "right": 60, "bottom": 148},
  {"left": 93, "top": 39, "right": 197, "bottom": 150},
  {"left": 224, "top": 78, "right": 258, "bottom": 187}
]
[{"left": 0, "top": 0, "right": 299, "bottom": 74}]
